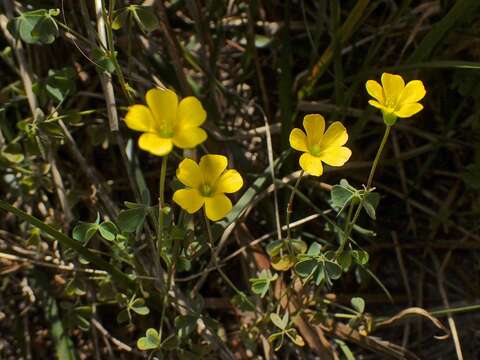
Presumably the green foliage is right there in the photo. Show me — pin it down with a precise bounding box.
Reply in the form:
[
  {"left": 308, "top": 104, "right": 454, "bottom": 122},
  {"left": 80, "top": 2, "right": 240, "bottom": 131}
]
[
  {"left": 249, "top": 269, "right": 278, "bottom": 298},
  {"left": 268, "top": 312, "right": 305, "bottom": 351},
  {"left": 331, "top": 179, "right": 380, "bottom": 219},
  {"left": 295, "top": 242, "right": 343, "bottom": 286},
  {"left": 137, "top": 328, "right": 160, "bottom": 350},
  {"left": 8, "top": 9, "right": 60, "bottom": 44},
  {"left": 0, "top": 0, "right": 475, "bottom": 358},
  {"left": 112, "top": 5, "right": 159, "bottom": 33}
]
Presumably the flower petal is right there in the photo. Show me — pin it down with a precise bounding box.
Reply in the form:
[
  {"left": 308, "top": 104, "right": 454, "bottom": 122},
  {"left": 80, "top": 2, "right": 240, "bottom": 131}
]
[
  {"left": 215, "top": 169, "right": 243, "bottom": 194},
  {"left": 172, "top": 127, "right": 207, "bottom": 149},
  {"left": 395, "top": 103, "right": 424, "bottom": 118},
  {"left": 124, "top": 105, "right": 155, "bottom": 132},
  {"left": 173, "top": 188, "right": 204, "bottom": 214},
  {"left": 368, "top": 100, "right": 386, "bottom": 111},
  {"left": 146, "top": 88, "right": 178, "bottom": 132},
  {"left": 299, "top": 153, "right": 323, "bottom": 176},
  {"left": 397, "top": 80, "right": 426, "bottom": 105},
  {"left": 365, "top": 80, "right": 384, "bottom": 103},
  {"left": 176, "top": 158, "right": 202, "bottom": 188},
  {"left": 138, "top": 133, "right": 173, "bottom": 156},
  {"left": 199, "top": 154, "right": 228, "bottom": 186},
  {"left": 320, "top": 146, "right": 352, "bottom": 166},
  {"left": 289, "top": 128, "right": 308, "bottom": 152},
  {"left": 320, "top": 121, "right": 348, "bottom": 149},
  {"left": 303, "top": 114, "right": 325, "bottom": 145},
  {"left": 381, "top": 73, "right": 405, "bottom": 104},
  {"left": 204, "top": 194, "right": 232, "bottom": 221},
  {"left": 176, "top": 96, "right": 207, "bottom": 129}
]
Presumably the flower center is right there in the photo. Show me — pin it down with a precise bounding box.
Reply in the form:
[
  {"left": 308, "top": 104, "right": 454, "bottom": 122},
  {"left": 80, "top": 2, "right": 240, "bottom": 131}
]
[
  {"left": 200, "top": 183, "right": 213, "bottom": 197},
  {"left": 158, "top": 128, "right": 174, "bottom": 138},
  {"left": 309, "top": 143, "right": 322, "bottom": 157}
]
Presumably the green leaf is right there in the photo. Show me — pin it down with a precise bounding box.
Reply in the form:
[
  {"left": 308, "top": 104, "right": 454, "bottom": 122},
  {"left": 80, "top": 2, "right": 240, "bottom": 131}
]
[
  {"left": 362, "top": 192, "right": 380, "bottom": 220},
  {"left": 130, "top": 298, "right": 150, "bottom": 316},
  {"left": 315, "top": 265, "right": 326, "bottom": 285},
  {"left": 117, "top": 207, "right": 146, "bottom": 233},
  {"left": 250, "top": 279, "right": 269, "bottom": 298},
  {"left": 131, "top": 6, "right": 159, "bottom": 33},
  {"left": 112, "top": 8, "right": 129, "bottom": 30},
  {"left": 307, "top": 242, "right": 322, "bottom": 256},
  {"left": 8, "top": 9, "right": 59, "bottom": 45},
  {"left": 0, "top": 200, "right": 135, "bottom": 291},
  {"left": 31, "top": 13, "right": 59, "bottom": 44},
  {"left": 291, "top": 238, "right": 307, "bottom": 254},
  {"left": 45, "top": 67, "right": 76, "bottom": 103},
  {"left": 254, "top": 35, "right": 272, "bottom": 48},
  {"left": 116, "top": 308, "right": 130, "bottom": 324},
  {"left": 72, "top": 222, "right": 98, "bottom": 243},
  {"left": 270, "top": 313, "right": 286, "bottom": 330},
  {"left": 335, "top": 339, "right": 355, "bottom": 360},
  {"left": 175, "top": 315, "right": 198, "bottom": 338},
  {"left": 137, "top": 328, "right": 160, "bottom": 350},
  {"left": 331, "top": 183, "right": 354, "bottom": 214},
  {"left": 351, "top": 297, "right": 365, "bottom": 313},
  {"left": 294, "top": 259, "right": 318, "bottom": 278},
  {"left": 98, "top": 221, "right": 118, "bottom": 241},
  {"left": 324, "top": 260, "right": 342, "bottom": 280},
  {"left": 266, "top": 239, "right": 283, "bottom": 257},
  {"left": 351, "top": 250, "right": 369, "bottom": 265},
  {"left": 91, "top": 48, "right": 116, "bottom": 73},
  {"left": 337, "top": 250, "right": 352, "bottom": 271}
]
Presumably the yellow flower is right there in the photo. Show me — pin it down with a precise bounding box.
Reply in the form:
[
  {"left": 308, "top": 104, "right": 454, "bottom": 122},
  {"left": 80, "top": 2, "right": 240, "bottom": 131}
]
[
  {"left": 124, "top": 88, "right": 207, "bottom": 156},
  {"left": 173, "top": 154, "right": 243, "bottom": 221},
  {"left": 366, "top": 73, "right": 426, "bottom": 121},
  {"left": 289, "top": 114, "right": 351, "bottom": 176}
]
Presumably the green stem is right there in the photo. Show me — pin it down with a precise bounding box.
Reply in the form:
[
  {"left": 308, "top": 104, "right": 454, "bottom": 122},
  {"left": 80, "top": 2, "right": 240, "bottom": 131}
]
[
  {"left": 339, "top": 125, "right": 392, "bottom": 253},
  {"left": 366, "top": 125, "right": 391, "bottom": 191},
  {"left": 101, "top": 0, "right": 134, "bottom": 104},
  {"left": 286, "top": 170, "right": 304, "bottom": 241},
  {"left": 158, "top": 227, "right": 180, "bottom": 343},
  {"left": 203, "top": 211, "right": 256, "bottom": 310},
  {"left": 157, "top": 155, "right": 168, "bottom": 254},
  {"left": 337, "top": 201, "right": 354, "bottom": 254}
]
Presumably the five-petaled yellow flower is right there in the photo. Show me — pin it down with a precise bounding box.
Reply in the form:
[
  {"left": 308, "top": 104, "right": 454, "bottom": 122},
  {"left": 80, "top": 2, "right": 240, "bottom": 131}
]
[
  {"left": 289, "top": 114, "right": 351, "bottom": 176},
  {"left": 173, "top": 154, "right": 243, "bottom": 221},
  {"left": 366, "top": 73, "right": 426, "bottom": 121},
  {"left": 124, "top": 88, "right": 207, "bottom": 156}
]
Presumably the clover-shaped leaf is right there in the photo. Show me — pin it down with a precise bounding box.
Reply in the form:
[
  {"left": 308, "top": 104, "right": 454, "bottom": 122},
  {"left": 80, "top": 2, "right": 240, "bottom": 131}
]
[
  {"left": 351, "top": 297, "right": 365, "bottom": 314},
  {"left": 8, "top": 9, "right": 59, "bottom": 45},
  {"left": 294, "top": 259, "right": 318, "bottom": 278},
  {"left": 99, "top": 221, "right": 119, "bottom": 241},
  {"left": 137, "top": 328, "right": 160, "bottom": 350},
  {"left": 250, "top": 269, "right": 278, "bottom": 298},
  {"left": 117, "top": 207, "right": 146, "bottom": 233},
  {"left": 72, "top": 222, "right": 99, "bottom": 243},
  {"left": 131, "top": 298, "right": 150, "bottom": 315},
  {"left": 266, "top": 239, "right": 283, "bottom": 257},
  {"left": 352, "top": 250, "right": 369, "bottom": 265},
  {"left": 362, "top": 192, "right": 380, "bottom": 219},
  {"left": 271, "top": 254, "right": 295, "bottom": 271},
  {"left": 270, "top": 312, "right": 288, "bottom": 330}
]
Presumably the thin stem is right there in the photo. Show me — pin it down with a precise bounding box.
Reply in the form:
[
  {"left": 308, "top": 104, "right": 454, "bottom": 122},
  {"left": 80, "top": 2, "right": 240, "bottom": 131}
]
[
  {"left": 337, "top": 201, "right": 354, "bottom": 254},
  {"left": 203, "top": 211, "right": 256, "bottom": 310},
  {"left": 366, "top": 125, "right": 391, "bottom": 190},
  {"left": 158, "top": 226, "right": 180, "bottom": 343},
  {"left": 286, "top": 170, "right": 304, "bottom": 241},
  {"left": 157, "top": 155, "right": 168, "bottom": 254},
  {"left": 101, "top": 0, "right": 134, "bottom": 104},
  {"left": 339, "top": 125, "right": 392, "bottom": 253}
]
